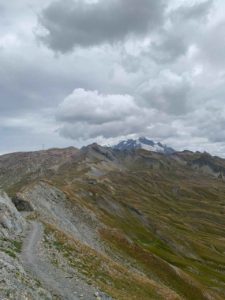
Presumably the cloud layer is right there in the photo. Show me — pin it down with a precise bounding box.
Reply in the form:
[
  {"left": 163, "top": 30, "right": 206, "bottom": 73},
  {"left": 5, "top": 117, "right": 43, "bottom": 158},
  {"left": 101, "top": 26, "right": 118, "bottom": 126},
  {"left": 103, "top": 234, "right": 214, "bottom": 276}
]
[
  {"left": 1, "top": 0, "right": 225, "bottom": 157},
  {"left": 39, "top": 0, "right": 165, "bottom": 52}
]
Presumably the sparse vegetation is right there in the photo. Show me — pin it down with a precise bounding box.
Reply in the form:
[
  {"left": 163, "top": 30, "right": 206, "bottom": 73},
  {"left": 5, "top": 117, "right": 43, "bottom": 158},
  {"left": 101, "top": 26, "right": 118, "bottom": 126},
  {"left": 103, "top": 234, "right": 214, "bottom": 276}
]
[
  {"left": 0, "top": 237, "right": 22, "bottom": 258},
  {"left": 1, "top": 145, "right": 225, "bottom": 299},
  {"left": 43, "top": 223, "right": 180, "bottom": 300}
]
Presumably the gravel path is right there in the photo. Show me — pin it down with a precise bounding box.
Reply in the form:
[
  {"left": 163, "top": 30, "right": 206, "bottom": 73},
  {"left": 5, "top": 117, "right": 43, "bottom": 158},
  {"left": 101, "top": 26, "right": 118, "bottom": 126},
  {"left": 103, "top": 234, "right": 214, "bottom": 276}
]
[{"left": 20, "top": 221, "right": 101, "bottom": 300}]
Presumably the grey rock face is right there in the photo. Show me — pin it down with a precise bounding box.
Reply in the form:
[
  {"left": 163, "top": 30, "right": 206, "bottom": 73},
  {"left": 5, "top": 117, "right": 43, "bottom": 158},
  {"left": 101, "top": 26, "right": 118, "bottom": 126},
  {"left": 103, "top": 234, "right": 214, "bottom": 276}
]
[
  {"left": 0, "top": 191, "right": 26, "bottom": 238},
  {"left": 20, "top": 182, "right": 104, "bottom": 251},
  {"left": 11, "top": 196, "right": 33, "bottom": 212}
]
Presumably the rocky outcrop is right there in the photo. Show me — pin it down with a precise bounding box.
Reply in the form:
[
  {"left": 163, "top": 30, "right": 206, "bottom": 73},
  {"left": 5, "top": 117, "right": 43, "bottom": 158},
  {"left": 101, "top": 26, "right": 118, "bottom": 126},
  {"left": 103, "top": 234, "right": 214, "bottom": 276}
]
[
  {"left": 12, "top": 196, "right": 33, "bottom": 212},
  {"left": 0, "top": 191, "right": 26, "bottom": 238}
]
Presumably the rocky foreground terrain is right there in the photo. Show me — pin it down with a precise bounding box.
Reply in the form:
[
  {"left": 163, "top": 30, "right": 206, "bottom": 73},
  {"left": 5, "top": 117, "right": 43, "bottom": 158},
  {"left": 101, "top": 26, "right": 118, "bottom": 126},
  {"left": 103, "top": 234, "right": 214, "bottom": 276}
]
[{"left": 0, "top": 141, "right": 225, "bottom": 299}]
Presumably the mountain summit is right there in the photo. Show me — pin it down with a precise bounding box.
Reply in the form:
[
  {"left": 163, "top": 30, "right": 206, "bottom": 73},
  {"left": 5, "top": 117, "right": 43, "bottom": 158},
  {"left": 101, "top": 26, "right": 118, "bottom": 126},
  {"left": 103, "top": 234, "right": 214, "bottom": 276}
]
[{"left": 113, "top": 137, "right": 175, "bottom": 154}]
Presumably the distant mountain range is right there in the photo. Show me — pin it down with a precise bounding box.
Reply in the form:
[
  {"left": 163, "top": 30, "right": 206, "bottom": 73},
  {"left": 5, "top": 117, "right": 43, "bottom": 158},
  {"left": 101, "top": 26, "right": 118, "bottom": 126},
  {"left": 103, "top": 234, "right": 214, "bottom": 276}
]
[{"left": 113, "top": 137, "right": 175, "bottom": 154}]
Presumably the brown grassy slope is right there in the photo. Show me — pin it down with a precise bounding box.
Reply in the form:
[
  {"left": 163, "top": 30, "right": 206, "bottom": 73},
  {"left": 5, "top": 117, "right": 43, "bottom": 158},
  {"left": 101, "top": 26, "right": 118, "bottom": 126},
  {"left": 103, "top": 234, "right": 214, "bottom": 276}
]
[
  {"left": 39, "top": 147, "right": 225, "bottom": 300},
  {"left": 0, "top": 147, "right": 78, "bottom": 194},
  {"left": 1, "top": 145, "right": 225, "bottom": 299},
  {"left": 43, "top": 222, "right": 182, "bottom": 300}
]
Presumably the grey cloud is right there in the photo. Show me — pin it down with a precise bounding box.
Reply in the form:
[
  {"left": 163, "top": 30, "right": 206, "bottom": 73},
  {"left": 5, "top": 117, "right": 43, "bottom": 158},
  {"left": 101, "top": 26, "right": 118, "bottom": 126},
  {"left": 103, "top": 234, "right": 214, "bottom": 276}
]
[
  {"left": 0, "top": 4, "right": 4, "bottom": 15},
  {"left": 0, "top": 120, "right": 69, "bottom": 154},
  {"left": 143, "top": 123, "right": 179, "bottom": 140},
  {"left": 117, "top": 1, "right": 214, "bottom": 70},
  {"left": 59, "top": 118, "right": 147, "bottom": 140},
  {"left": 38, "top": 0, "right": 166, "bottom": 52},
  {"left": 197, "top": 21, "right": 225, "bottom": 68},
  {"left": 137, "top": 71, "right": 191, "bottom": 115},
  {"left": 0, "top": 45, "right": 117, "bottom": 118},
  {"left": 171, "top": 0, "right": 213, "bottom": 21},
  {"left": 149, "top": 1, "right": 214, "bottom": 64},
  {"left": 0, "top": 54, "right": 71, "bottom": 116},
  {"left": 190, "top": 106, "right": 225, "bottom": 143},
  {"left": 152, "top": 31, "right": 188, "bottom": 63}
]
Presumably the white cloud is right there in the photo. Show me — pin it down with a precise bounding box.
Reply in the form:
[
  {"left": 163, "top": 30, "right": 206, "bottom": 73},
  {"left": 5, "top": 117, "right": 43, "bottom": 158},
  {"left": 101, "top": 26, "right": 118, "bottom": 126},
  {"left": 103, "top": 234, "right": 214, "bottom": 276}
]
[
  {"left": 56, "top": 88, "right": 158, "bottom": 139},
  {"left": 56, "top": 88, "right": 140, "bottom": 124}
]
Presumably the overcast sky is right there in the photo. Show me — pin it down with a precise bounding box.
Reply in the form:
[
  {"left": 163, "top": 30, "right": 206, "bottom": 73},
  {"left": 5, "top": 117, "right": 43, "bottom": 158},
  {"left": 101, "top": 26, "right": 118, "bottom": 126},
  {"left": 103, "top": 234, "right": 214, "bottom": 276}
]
[{"left": 0, "top": 0, "right": 225, "bottom": 156}]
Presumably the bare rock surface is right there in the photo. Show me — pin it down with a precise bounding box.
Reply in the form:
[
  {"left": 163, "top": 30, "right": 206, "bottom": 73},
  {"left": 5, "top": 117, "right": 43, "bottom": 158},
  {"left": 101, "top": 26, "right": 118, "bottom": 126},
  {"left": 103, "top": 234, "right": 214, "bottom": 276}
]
[
  {"left": 20, "top": 182, "right": 103, "bottom": 251},
  {"left": 0, "top": 190, "right": 26, "bottom": 237}
]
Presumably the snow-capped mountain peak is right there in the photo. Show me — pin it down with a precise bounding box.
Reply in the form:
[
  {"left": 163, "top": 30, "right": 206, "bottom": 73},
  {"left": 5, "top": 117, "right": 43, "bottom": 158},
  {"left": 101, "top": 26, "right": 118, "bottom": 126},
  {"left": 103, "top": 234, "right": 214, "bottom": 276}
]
[{"left": 113, "top": 137, "right": 175, "bottom": 154}]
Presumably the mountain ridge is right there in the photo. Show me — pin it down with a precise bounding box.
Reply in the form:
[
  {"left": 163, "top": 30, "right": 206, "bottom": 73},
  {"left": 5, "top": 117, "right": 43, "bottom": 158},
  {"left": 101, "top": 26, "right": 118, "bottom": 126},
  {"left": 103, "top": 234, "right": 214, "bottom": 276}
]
[{"left": 0, "top": 139, "right": 225, "bottom": 299}]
